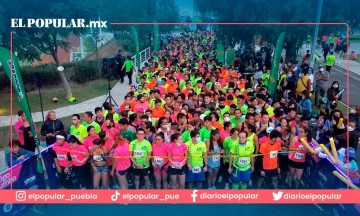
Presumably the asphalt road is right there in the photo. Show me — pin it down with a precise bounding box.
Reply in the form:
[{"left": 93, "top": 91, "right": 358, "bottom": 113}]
[{"left": 313, "top": 61, "right": 360, "bottom": 108}]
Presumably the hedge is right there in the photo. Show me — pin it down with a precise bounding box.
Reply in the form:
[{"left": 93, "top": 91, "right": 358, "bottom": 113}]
[{"left": 0, "top": 59, "right": 102, "bottom": 92}]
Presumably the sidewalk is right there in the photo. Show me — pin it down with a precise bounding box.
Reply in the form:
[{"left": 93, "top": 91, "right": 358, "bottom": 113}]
[
  {"left": 0, "top": 75, "right": 135, "bottom": 127},
  {"left": 300, "top": 44, "right": 360, "bottom": 76}
]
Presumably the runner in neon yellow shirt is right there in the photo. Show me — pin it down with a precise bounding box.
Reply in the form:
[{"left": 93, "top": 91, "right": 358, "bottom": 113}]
[
  {"left": 228, "top": 131, "right": 254, "bottom": 189},
  {"left": 222, "top": 128, "right": 239, "bottom": 189},
  {"left": 129, "top": 128, "right": 152, "bottom": 189},
  {"left": 70, "top": 114, "right": 88, "bottom": 142},
  {"left": 199, "top": 116, "right": 214, "bottom": 142},
  {"left": 185, "top": 130, "right": 208, "bottom": 189}
]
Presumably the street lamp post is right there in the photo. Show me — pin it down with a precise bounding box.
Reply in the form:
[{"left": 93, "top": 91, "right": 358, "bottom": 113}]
[{"left": 309, "top": 0, "right": 324, "bottom": 68}]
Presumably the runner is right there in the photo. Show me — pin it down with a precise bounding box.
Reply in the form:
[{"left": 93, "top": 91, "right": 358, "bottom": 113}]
[
  {"left": 222, "top": 128, "right": 240, "bottom": 189},
  {"left": 288, "top": 126, "right": 319, "bottom": 189},
  {"left": 152, "top": 132, "right": 170, "bottom": 189},
  {"left": 206, "top": 129, "right": 223, "bottom": 189},
  {"left": 67, "top": 135, "right": 90, "bottom": 189},
  {"left": 186, "top": 130, "right": 208, "bottom": 189},
  {"left": 52, "top": 132, "right": 72, "bottom": 189},
  {"left": 111, "top": 134, "right": 131, "bottom": 189},
  {"left": 168, "top": 133, "right": 188, "bottom": 189},
  {"left": 257, "top": 130, "right": 282, "bottom": 189},
  {"left": 83, "top": 126, "right": 99, "bottom": 150},
  {"left": 119, "top": 118, "right": 137, "bottom": 143},
  {"left": 129, "top": 128, "right": 152, "bottom": 189},
  {"left": 70, "top": 114, "right": 88, "bottom": 142},
  {"left": 82, "top": 111, "right": 101, "bottom": 134},
  {"left": 228, "top": 130, "right": 254, "bottom": 189},
  {"left": 89, "top": 138, "right": 109, "bottom": 189}
]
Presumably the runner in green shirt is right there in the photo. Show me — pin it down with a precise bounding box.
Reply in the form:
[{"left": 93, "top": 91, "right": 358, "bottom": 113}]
[
  {"left": 119, "top": 118, "right": 136, "bottom": 142},
  {"left": 228, "top": 131, "right": 254, "bottom": 189},
  {"left": 325, "top": 51, "right": 336, "bottom": 73},
  {"left": 82, "top": 112, "right": 101, "bottom": 134},
  {"left": 182, "top": 121, "right": 196, "bottom": 143},
  {"left": 129, "top": 128, "right": 152, "bottom": 189},
  {"left": 199, "top": 116, "right": 214, "bottom": 142},
  {"left": 261, "top": 69, "right": 271, "bottom": 87},
  {"left": 185, "top": 130, "right": 208, "bottom": 189},
  {"left": 70, "top": 114, "right": 88, "bottom": 142},
  {"left": 231, "top": 109, "right": 243, "bottom": 128},
  {"left": 121, "top": 56, "right": 134, "bottom": 85},
  {"left": 222, "top": 128, "right": 239, "bottom": 189}
]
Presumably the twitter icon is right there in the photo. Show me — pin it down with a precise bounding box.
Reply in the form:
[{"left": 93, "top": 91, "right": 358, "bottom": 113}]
[{"left": 272, "top": 191, "right": 283, "bottom": 201}]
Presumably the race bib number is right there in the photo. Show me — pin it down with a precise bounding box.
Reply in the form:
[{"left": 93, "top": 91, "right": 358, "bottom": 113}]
[
  {"left": 270, "top": 150, "right": 278, "bottom": 159},
  {"left": 212, "top": 155, "right": 220, "bottom": 162},
  {"left": 57, "top": 155, "right": 66, "bottom": 160},
  {"left": 237, "top": 157, "right": 249, "bottom": 165},
  {"left": 154, "top": 157, "right": 164, "bottom": 165},
  {"left": 192, "top": 166, "right": 201, "bottom": 173},
  {"left": 172, "top": 162, "right": 181, "bottom": 168},
  {"left": 71, "top": 155, "right": 77, "bottom": 161},
  {"left": 134, "top": 150, "right": 144, "bottom": 157},
  {"left": 294, "top": 152, "right": 305, "bottom": 160},
  {"left": 93, "top": 155, "right": 103, "bottom": 162}
]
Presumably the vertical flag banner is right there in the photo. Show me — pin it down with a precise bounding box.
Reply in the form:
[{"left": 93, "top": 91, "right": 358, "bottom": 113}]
[
  {"left": 154, "top": 23, "right": 160, "bottom": 52},
  {"left": 130, "top": 26, "right": 140, "bottom": 69},
  {"left": 0, "top": 47, "right": 39, "bottom": 148},
  {"left": 268, "top": 31, "right": 286, "bottom": 96},
  {"left": 217, "top": 43, "right": 225, "bottom": 64}
]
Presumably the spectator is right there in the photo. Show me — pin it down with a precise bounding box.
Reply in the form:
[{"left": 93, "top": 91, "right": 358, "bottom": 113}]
[
  {"left": 327, "top": 81, "right": 342, "bottom": 109},
  {"left": 41, "top": 111, "right": 64, "bottom": 146},
  {"left": 15, "top": 110, "right": 38, "bottom": 151},
  {"left": 5, "top": 140, "right": 35, "bottom": 167}
]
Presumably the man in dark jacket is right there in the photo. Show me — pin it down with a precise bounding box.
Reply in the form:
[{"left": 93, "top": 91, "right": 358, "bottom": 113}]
[
  {"left": 115, "top": 50, "right": 125, "bottom": 83},
  {"left": 41, "top": 111, "right": 64, "bottom": 146}
]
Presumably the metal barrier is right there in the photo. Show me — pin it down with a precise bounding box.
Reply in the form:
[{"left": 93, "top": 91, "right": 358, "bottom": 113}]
[{"left": 132, "top": 47, "right": 151, "bottom": 70}]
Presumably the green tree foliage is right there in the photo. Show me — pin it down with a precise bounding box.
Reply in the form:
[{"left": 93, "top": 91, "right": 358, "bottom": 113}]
[
  {"left": 195, "top": 0, "right": 359, "bottom": 60},
  {"left": 0, "top": 0, "right": 102, "bottom": 99}
]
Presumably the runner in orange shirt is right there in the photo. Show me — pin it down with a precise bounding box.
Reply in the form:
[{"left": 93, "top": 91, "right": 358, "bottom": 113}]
[
  {"left": 257, "top": 130, "right": 282, "bottom": 189},
  {"left": 210, "top": 112, "right": 223, "bottom": 131},
  {"left": 151, "top": 99, "right": 166, "bottom": 119},
  {"left": 166, "top": 77, "right": 179, "bottom": 93}
]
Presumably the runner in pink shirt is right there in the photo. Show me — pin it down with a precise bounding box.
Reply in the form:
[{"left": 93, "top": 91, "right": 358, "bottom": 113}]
[
  {"left": 134, "top": 95, "right": 150, "bottom": 113},
  {"left": 83, "top": 126, "right": 99, "bottom": 150},
  {"left": 53, "top": 132, "right": 72, "bottom": 188},
  {"left": 110, "top": 134, "right": 131, "bottom": 189},
  {"left": 152, "top": 132, "right": 170, "bottom": 189},
  {"left": 99, "top": 131, "right": 115, "bottom": 165},
  {"left": 101, "top": 121, "right": 120, "bottom": 135},
  {"left": 67, "top": 135, "right": 90, "bottom": 189},
  {"left": 168, "top": 133, "right": 188, "bottom": 189},
  {"left": 220, "top": 122, "right": 232, "bottom": 142}
]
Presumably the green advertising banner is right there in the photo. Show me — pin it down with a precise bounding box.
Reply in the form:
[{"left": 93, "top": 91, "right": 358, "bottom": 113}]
[
  {"left": 225, "top": 50, "right": 236, "bottom": 66},
  {"left": 268, "top": 31, "right": 286, "bottom": 96},
  {"left": 154, "top": 23, "right": 160, "bottom": 52},
  {"left": 217, "top": 43, "right": 225, "bottom": 64},
  {"left": 0, "top": 47, "right": 39, "bottom": 148},
  {"left": 130, "top": 26, "right": 140, "bottom": 69}
]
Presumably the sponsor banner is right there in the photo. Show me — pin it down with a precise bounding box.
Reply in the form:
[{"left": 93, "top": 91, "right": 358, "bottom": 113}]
[
  {"left": 40, "top": 147, "right": 60, "bottom": 189},
  {"left": 0, "top": 190, "right": 359, "bottom": 204},
  {"left": 0, "top": 164, "right": 22, "bottom": 189},
  {"left": 0, "top": 156, "right": 46, "bottom": 216}
]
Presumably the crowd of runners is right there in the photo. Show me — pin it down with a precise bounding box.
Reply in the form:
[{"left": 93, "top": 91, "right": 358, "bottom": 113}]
[{"left": 8, "top": 31, "right": 360, "bottom": 190}]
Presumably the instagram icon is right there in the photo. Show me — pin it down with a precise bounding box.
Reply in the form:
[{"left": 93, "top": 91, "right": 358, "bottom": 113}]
[{"left": 15, "top": 191, "right": 27, "bottom": 201}]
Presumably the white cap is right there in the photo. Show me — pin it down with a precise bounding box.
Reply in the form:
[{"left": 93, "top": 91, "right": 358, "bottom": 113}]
[
  {"left": 200, "top": 114, "right": 207, "bottom": 121},
  {"left": 266, "top": 127, "right": 274, "bottom": 134}
]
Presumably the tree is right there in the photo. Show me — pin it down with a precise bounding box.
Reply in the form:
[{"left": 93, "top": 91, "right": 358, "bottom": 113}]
[
  {"left": 0, "top": 0, "right": 101, "bottom": 99},
  {"left": 194, "top": 0, "right": 359, "bottom": 61}
]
